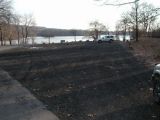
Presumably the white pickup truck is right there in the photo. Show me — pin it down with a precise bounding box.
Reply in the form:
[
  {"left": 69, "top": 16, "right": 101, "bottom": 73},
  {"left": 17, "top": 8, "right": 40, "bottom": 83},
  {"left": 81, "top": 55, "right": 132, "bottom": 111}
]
[{"left": 98, "top": 35, "right": 114, "bottom": 43}]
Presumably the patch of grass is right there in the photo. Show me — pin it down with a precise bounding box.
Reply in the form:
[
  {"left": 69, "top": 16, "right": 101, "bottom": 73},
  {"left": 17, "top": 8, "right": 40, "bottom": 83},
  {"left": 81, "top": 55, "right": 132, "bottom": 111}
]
[{"left": 131, "top": 37, "right": 160, "bottom": 65}]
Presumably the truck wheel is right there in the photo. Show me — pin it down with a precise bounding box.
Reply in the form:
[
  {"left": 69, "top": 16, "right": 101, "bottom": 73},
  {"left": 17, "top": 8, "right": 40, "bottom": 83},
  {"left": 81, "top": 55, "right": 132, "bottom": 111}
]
[
  {"left": 153, "top": 74, "right": 160, "bottom": 104},
  {"left": 153, "top": 88, "right": 160, "bottom": 104},
  {"left": 98, "top": 40, "right": 102, "bottom": 43}
]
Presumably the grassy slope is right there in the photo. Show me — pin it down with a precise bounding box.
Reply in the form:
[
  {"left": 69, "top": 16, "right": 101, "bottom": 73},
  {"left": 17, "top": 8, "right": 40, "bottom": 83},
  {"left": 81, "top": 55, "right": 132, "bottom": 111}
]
[{"left": 130, "top": 37, "right": 160, "bottom": 66}]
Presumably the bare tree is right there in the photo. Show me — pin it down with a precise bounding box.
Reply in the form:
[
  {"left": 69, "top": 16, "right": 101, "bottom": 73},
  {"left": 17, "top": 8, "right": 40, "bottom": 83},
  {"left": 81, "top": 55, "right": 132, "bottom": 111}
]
[
  {"left": 0, "top": 1, "right": 38, "bottom": 46},
  {"left": 0, "top": 0, "right": 12, "bottom": 45},
  {"left": 5, "top": 12, "right": 17, "bottom": 45},
  {"left": 115, "top": 22, "right": 121, "bottom": 40},
  {"left": 30, "top": 26, "right": 37, "bottom": 45},
  {"left": 21, "top": 14, "right": 36, "bottom": 44},
  {"left": 94, "top": 0, "right": 139, "bottom": 6},
  {"left": 94, "top": 0, "right": 140, "bottom": 41},
  {"left": 71, "top": 29, "right": 77, "bottom": 42},
  {"left": 151, "top": 21, "right": 160, "bottom": 37},
  {"left": 119, "top": 2, "right": 160, "bottom": 38},
  {"left": 116, "top": 13, "right": 131, "bottom": 41},
  {"left": 139, "top": 3, "right": 160, "bottom": 34},
  {"left": 89, "top": 21, "right": 107, "bottom": 41},
  {"left": 12, "top": 14, "right": 21, "bottom": 45},
  {"left": 43, "top": 29, "right": 54, "bottom": 44}
]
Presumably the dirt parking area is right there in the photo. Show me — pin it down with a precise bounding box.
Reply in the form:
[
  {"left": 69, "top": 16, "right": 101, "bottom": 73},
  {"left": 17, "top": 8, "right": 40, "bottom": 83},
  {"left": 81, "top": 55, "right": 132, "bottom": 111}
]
[{"left": 0, "top": 41, "right": 159, "bottom": 120}]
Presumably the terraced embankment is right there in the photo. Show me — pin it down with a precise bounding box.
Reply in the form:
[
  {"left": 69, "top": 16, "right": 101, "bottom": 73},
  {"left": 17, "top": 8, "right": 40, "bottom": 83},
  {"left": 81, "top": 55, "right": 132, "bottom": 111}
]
[{"left": 0, "top": 41, "right": 159, "bottom": 120}]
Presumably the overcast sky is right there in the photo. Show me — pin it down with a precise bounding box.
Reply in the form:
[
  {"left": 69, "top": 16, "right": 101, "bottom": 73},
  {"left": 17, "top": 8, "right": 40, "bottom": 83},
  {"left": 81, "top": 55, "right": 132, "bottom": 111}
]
[{"left": 13, "top": 0, "right": 160, "bottom": 30}]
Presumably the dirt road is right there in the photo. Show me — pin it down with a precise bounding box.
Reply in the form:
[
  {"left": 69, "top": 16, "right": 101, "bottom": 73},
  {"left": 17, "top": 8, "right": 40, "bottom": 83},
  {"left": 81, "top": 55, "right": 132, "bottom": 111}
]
[{"left": 0, "top": 41, "right": 159, "bottom": 120}]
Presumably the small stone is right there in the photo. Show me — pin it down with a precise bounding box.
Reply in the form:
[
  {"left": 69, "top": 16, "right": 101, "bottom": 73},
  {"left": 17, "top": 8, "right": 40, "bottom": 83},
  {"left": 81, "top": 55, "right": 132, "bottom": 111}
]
[
  {"left": 67, "top": 114, "right": 72, "bottom": 117},
  {"left": 47, "top": 95, "right": 52, "bottom": 98},
  {"left": 65, "top": 89, "right": 70, "bottom": 92},
  {"left": 94, "top": 87, "right": 97, "bottom": 90},
  {"left": 149, "top": 88, "right": 153, "bottom": 91},
  {"left": 140, "top": 88, "right": 144, "bottom": 90},
  {"left": 68, "top": 86, "right": 72, "bottom": 89},
  {"left": 152, "top": 115, "right": 157, "bottom": 118},
  {"left": 87, "top": 113, "right": 96, "bottom": 117},
  {"left": 44, "top": 104, "right": 48, "bottom": 107},
  {"left": 116, "top": 94, "right": 120, "bottom": 97}
]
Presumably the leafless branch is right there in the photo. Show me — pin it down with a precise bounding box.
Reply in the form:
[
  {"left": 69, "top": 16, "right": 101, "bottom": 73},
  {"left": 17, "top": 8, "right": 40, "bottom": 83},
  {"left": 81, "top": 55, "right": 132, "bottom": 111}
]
[{"left": 97, "top": 0, "right": 140, "bottom": 6}]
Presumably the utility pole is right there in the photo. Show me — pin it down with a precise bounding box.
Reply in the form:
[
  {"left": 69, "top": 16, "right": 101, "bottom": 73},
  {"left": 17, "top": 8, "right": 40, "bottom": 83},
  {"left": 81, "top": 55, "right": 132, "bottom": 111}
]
[{"left": 135, "top": 0, "right": 139, "bottom": 42}]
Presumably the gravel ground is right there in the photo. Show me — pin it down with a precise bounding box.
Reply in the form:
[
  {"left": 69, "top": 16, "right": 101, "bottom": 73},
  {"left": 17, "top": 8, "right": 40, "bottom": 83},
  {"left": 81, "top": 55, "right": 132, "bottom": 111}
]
[{"left": 0, "top": 41, "right": 159, "bottom": 120}]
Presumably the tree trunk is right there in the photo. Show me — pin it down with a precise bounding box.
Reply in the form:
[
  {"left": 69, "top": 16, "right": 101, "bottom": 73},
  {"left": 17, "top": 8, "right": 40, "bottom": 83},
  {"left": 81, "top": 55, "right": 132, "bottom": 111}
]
[
  {"left": 17, "top": 31, "right": 20, "bottom": 45},
  {"left": 25, "top": 27, "right": 29, "bottom": 44},
  {"left": 123, "top": 26, "right": 127, "bottom": 42},
  {"left": 95, "top": 29, "right": 99, "bottom": 41},
  {"left": 0, "top": 27, "right": 3, "bottom": 46},
  {"left": 21, "top": 27, "right": 25, "bottom": 44},
  {"left": 49, "top": 37, "right": 50, "bottom": 44},
  {"left": 9, "top": 39, "right": 11, "bottom": 45}
]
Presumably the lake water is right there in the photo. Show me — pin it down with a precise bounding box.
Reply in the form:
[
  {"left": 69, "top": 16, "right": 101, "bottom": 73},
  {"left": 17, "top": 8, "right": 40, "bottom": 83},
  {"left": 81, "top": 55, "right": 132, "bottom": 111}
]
[
  {"left": 30, "top": 35, "right": 131, "bottom": 44},
  {"left": 4, "top": 35, "right": 131, "bottom": 45},
  {"left": 8, "top": 36, "right": 92, "bottom": 45},
  {"left": 32, "top": 36, "right": 92, "bottom": 44}
]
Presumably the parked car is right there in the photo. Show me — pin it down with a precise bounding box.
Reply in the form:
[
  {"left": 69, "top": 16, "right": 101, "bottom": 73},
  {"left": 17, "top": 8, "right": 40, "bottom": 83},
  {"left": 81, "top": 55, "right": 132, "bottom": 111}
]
[
  {"left": 152, "top": 64, "right": 160, "bottom": 103},
  {"left": 98, "top": 35, "right": 114, "bottom": 43}
]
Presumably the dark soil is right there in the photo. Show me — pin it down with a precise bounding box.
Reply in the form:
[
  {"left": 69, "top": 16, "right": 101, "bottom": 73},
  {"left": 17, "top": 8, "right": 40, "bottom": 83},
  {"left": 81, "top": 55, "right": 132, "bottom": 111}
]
[{"left": 0, "top": 41, "right": 159, "bottom": 120}]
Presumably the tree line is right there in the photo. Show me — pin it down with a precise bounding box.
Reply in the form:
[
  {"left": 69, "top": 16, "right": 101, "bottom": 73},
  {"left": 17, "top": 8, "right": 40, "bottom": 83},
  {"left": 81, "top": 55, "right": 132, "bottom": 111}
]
[
  {"left": 0, "top": 0, "right": 36, "bottom": 46},
  {"left": 1, "top": 0, "right": 160, "bottom": 46},
  {"left": 95, "top": 0, "right": 160, "bottom": 41},
  {"left": 115, "top": 2, "right": 160, "bottom": 41},
  {"left": 37, "top": 28, "right": 88, "bottom": 37}
]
